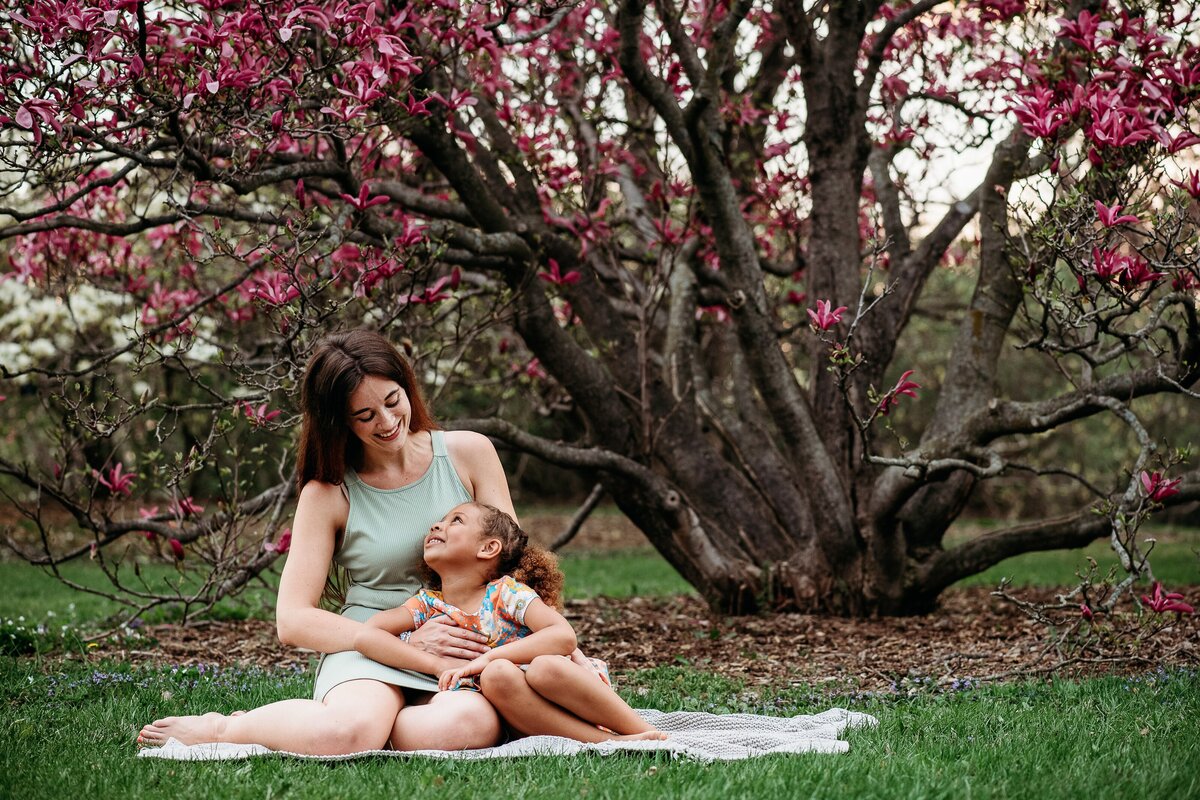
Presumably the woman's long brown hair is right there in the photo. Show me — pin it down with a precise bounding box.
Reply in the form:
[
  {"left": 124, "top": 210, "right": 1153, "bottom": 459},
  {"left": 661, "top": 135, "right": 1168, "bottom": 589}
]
[
  {"left": 296, "top": 329, "right": 438, "bottom": 489},
  {"left": 296, "top": 329, "right": 438, "bottom": 608}
]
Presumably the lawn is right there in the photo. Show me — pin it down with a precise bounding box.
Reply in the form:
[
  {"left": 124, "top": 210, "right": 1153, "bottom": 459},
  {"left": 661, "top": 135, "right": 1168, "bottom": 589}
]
[
  {"left": 2, "top": 528, "right": 1198, "bottom": 799},
  {"left": 2, "top": 658, "right": 1196, "bottom": 800}
]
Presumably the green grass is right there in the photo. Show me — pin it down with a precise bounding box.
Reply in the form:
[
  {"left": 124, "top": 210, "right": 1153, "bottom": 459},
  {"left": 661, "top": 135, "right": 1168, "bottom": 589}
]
[
  {"left": 0, "top": 560, "right": 281, "bottom": 625},
  {"left": 3, "top": 539, "right": 1199, "bottom": 798},
  {"left": 1, "top": 658, "right": 1196, "bottom": 799},
  {"left": 951, "top": 531, "right": 1199, "bottom": 589},
  {"left": 559, "top": 550, "right": 695, "bottom": 599}
]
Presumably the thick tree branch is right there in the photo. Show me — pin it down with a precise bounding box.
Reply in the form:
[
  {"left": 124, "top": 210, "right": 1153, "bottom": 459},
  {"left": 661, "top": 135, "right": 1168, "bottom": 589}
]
[
  {"left": 918, "top": 471, "right": 1200, "bottom": 594},
  {"left": 446, "top": 418, "right": 681, "bottom": 511}
]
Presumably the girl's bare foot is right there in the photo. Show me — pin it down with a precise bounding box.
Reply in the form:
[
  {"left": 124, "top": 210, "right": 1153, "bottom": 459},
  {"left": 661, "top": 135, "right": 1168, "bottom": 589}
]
[
  {"left": 612, "top": 730, "right": 668, "bottom": 742},
  {"left": 137, "top": 712, "right": 229, "bottom": 746}
]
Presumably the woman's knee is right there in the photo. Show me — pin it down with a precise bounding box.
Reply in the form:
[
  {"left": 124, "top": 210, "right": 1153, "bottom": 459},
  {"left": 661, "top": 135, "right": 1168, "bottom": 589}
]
[
  {"left": 320, "top": 683, "right": 402, "bottom": 752},
  {"left": 433, "top": 691, "right": 501, "bottom": 745}
]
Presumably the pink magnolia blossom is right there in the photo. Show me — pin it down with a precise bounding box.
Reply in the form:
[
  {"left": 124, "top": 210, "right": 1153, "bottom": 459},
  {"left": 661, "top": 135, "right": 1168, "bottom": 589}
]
[
  {"left": 247, "top": 272, "right": 300, "bottom": 306},
  {"left": 1141, "top": 582, "right": 1194, "bottom": 615},
  {"left": 1089, "top": 248, "right": 1160, "bottom": 285},
  {"left": 878, "top": 370, "right": 921, "bottom": 416},
  {"left": 1094, "top": 201, "right": 1138, "bottom": 227},
  {"left": 242, "top": 401, "right": 282, "bottom": 426},
  {"left": 263, "top": 528, "right": 292, "bottom": 555},
  {"left": 1010, "top": 87, "right": 1070, "bottom": 140},
  {"left": 168, "top": 538, "right": 185, "bottom": 560},
  {"left": 320, "top": 102, "right": 367, "bottom": 123},
  {"left": 512, "top": 358, "right": 547, "bottom": 380},
  {"left": 338, "top": 184, "right": 390, "bottom": 212},
  {"left": 1172, "top": 171, "right": 1200, "bottom": 200},
  {"left": 11, "top": 98, "right": 62, "bottom": 145},
  {"left": 537, "top": 258, "right": 581, "bottom": 286},
  {"left": 1079, "top": 603, "right": 1094, "bottom": 621},
  {"left": 94, "top": 463, "right": 135, "bottom": 496},
  {"left": 1119, "top": 259, "right": 1166, "bottom": 288},
  {"left": 1140, "top": 471, "right": 1181, "bottom": 502},
  {"left": 172, "top": 497, "right": 204, "bottom": 517},
  {"left": 807, "top": 300, "right": 848, "bottom": 331},
  {"left": 1057, "top": 10, "right": 1113, "bottom": 51},
  {"left": 407, "top": 269, "right": 461, "bottom": 305},
  {"left": 1172, "top": 272, "right": 1199, "bottom": 293}
]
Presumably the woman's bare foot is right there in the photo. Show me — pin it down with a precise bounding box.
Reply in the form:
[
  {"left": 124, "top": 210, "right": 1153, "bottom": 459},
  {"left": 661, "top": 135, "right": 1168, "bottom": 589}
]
[
  {"left": 137, "top": 712, "right": 229, "bottom": 746},
  {"left": 611, "top": 730, "right": 669, "bottom": 742}
]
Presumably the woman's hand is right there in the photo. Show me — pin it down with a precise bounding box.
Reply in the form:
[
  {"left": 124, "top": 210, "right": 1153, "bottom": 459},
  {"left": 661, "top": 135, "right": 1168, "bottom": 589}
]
[
  {"left": 437, "top": 653, "right": 492, "bottom": 691},
  {"left": 407, "top": 614, "right": 491, "bottom": 659}
]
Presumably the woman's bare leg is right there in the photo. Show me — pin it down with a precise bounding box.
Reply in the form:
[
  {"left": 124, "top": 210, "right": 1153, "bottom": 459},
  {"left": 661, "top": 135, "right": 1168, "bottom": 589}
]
[
  {"left": 479, "top": 660, "right": 665, "bottom": 743},
  {"left": 137, "top": 679, "right": 402, "bottom": 755},
  {"left": 389, "top": 689, "right": 501, "bottom": 751},
  {"left": 524, "top": 655, "right": 658, "bottom": 736}
]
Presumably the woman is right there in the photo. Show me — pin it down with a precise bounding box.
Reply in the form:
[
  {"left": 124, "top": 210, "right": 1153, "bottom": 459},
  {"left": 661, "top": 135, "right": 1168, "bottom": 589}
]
[{"left": 138, "top": 329, "right": 511, "bottom": 754}]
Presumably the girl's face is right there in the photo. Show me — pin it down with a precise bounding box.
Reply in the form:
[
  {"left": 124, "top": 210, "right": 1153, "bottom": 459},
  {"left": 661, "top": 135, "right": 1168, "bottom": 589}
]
[
  {"left": 423, "top": 503, "right": 490, "bottom": 567},
  {"left": 346, "top": 375, "right": 413, "bottom": 454}
]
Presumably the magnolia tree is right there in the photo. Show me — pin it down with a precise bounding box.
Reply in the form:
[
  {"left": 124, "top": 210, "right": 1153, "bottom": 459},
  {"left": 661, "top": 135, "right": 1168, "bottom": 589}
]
[{"left": 1, "top": 0, "right": 1198, "bottom": 618}]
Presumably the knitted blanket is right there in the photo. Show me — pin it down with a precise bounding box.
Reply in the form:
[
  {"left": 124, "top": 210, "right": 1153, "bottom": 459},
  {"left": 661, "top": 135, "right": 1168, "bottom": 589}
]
[{"left": 137, "top": 708, "right": 876, "bottom": 762}]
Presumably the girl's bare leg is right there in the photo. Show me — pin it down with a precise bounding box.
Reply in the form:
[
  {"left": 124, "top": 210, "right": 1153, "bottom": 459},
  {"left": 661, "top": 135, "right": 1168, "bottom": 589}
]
[
  {"left": 524, "top": 655, "right": 657, "bottom": 736},
  {"left": 479, "top": 660, "right": 666, "bottom": 743},
  {"left": 137, "top": 679, "right": 402, "bottom": 755},
  {"left": 389, "top": 689, "right": 501, "bottom": 751}
]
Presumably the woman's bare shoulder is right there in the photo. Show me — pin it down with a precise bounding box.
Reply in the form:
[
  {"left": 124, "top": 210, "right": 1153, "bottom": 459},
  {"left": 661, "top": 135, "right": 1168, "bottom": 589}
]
[
  {"left": 443, "top": 429, "right": 497, "bottom": 459},
  {"left": 297, "top": 480, "right": 350, "bottom": 519}
]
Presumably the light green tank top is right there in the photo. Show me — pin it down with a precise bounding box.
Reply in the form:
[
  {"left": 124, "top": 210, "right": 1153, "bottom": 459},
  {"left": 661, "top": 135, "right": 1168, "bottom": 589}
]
[{"left": 336, "top": 429, "right": 472, "bottom": 610}]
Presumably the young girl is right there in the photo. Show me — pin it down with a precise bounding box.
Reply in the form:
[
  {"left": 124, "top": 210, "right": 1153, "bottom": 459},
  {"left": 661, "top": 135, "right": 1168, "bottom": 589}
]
[{"left": 354, "top": 502, "right": 666, "bottom": 743}]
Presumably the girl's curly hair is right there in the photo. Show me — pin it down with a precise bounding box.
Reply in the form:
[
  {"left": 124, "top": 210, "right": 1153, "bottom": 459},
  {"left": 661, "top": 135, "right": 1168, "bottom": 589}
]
[{"left": 420, "top": 503, "right": 564, "bottom": 610}]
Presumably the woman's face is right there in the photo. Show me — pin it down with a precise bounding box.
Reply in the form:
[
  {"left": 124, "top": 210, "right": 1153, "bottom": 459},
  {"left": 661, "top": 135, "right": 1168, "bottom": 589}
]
[{"left": 346, "top": 375, "right": 413, "bottom": 454}]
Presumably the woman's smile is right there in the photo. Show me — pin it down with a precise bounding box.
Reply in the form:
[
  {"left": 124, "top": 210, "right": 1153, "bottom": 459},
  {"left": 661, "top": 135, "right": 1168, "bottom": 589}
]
[{"left": 375, "top": 421, "right": 403, "bottom": 441}]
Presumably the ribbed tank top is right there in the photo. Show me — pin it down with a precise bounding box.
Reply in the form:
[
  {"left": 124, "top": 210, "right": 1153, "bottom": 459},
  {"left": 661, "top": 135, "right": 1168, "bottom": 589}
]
[{"left": 335, "top": 429, "right": 472, "bottom": 603}]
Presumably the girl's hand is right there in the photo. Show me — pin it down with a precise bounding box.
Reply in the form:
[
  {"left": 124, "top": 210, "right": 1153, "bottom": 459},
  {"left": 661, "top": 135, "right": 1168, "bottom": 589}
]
[
  {"left": 437, "top": 654, "right": 492, "bottom": 691},
  {"left": 407, "top": 615, "right": 491, "bottom": 659}
]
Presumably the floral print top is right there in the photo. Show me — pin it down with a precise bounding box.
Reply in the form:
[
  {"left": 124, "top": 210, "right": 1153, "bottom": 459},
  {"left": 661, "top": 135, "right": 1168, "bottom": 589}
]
[
  {"left": 402, "top": 574, "right": 611, "bottom": 690},
  {"left": 403, "top": 575, "right": 539, "bottom": 648}
]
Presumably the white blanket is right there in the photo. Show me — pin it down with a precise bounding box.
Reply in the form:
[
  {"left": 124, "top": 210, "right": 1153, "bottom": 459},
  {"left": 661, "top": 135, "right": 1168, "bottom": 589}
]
[{"left": 137, "top": 708, "right": 877, "bottom": 762}]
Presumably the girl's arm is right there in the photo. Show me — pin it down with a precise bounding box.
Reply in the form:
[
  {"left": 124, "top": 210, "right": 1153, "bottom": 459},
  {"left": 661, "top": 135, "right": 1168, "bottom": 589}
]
[
  {"left": 354, "top": 608, "right": 457, "bottom": 676},
  {"left": 364, "top": 605, "right": 415, "bottom": 634},
  {"left": 437, "top": 599, "right": 576, "bottom": 690}
]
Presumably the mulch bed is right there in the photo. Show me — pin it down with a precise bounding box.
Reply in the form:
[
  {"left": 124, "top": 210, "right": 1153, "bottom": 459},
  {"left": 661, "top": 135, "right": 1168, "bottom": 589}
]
[{"left": 81, "top": 587, "right": 1199, "bottom": 691}]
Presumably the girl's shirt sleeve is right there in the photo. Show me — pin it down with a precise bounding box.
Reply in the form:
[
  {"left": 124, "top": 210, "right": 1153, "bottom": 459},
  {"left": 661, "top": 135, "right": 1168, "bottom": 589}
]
[
  {"left": 497, "top": 576, "right": 540, "bottom": 625},
  {"left": 402, "top": 590, "right": 435, "bottom": 628}
]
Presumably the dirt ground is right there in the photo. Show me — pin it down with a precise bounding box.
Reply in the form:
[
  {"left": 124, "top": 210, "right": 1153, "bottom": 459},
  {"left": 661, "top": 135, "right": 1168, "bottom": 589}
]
[
  {"left": 84, "top": 586, "right": 1199, "bottom": 691},
  {"left": 19, "top": 508, "right": 1200, "bottom": 689}
]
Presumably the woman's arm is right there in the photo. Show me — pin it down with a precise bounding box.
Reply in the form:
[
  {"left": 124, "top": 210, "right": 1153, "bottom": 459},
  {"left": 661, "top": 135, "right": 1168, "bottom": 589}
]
[
  {"left": 354, "top": 608, "right": 456, "bottom": 675},
  {"left": 275, "top": 481, "right": 364, "bottom": 653},
  {"left": 437, "top": 599, "right": 576, "bottom": 690}
]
